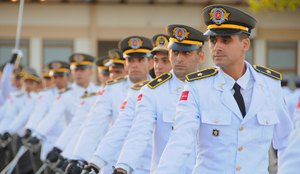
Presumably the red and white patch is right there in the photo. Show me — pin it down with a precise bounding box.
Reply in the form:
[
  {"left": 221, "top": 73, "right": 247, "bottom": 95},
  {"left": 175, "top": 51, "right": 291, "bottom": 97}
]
[
  {"left": 137, "top": 94, "right": 143, "bottom": 101},
  {"left": 120, "top": 101, "right": 127, "bottom": 109},
  {"left": 180, "top": 91, "right": 189, "bottom": 101},
  {"left": 80, "top": 101, "right": 85, "bottom": 106},
  {"left": 98, "top": 89, "right": 105, "bottom": 96},
  {"left": 56, "top": 95, "right": 61, "bottom": 100},
  {"left": 38, "top": 95, "right": 43, "bottom": 100}
]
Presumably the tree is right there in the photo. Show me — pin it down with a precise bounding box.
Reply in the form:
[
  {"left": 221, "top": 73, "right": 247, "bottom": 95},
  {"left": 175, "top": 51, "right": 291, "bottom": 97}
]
[{"left": 248, "top": 0, "right": 300, "bottom": 12}]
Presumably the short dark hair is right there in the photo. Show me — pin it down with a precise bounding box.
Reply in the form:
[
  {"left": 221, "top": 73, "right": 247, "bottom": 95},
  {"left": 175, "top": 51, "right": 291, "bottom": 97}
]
[{"left": 238, "top": 33, "right": 250, "bottom": 41}]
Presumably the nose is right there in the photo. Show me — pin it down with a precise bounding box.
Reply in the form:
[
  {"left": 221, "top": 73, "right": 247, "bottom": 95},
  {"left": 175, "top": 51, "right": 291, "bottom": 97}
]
[
  {"left": 176, "top": 52, "right": 185, "bottom": 63},
  {"left": 213, "top": 40, "right": 223, "bottom": 52}
]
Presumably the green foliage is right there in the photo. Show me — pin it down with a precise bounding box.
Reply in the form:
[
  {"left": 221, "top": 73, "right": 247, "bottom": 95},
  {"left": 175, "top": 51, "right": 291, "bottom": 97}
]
[{"left": 248, "top": 0, "right": 300, "bottom": 12}]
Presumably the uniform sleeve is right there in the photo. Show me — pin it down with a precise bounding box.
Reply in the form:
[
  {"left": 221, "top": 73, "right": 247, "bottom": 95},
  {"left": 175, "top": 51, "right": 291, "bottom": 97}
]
[
  {"left": 35, "top": 94, "right": 67, "bottom": 139},
  {"left": 273, "top": 81, "right": 294, "bottom": 168},
  {"left": 71, "top": 88, "right": 113, "bottom": 161},
  {"left": 0, "top": 98, "right": 19, "bottom": 133},
  {"left": 25, "top": 91, "right": 55, "bottom": 132},
  {"left": 0, "top": 63, "right": 14, "bottom": 106},
  {"left": 54, "top": 99, "right": 90, "bottom": 151},
  {"left": 155, "top": 83, "right": 200, "bottom": 174},
  {"left": 278, "top": 129, "right": 300, "bottom": 174},
  {"left": 91, "top": 89, "right": 138, "bottom": 168},
  {"left": 8, "top": 96, "right": 36, "bottom": 134},
  {"left": 116, "top": 86, "right": 156, "bottom": 171}
]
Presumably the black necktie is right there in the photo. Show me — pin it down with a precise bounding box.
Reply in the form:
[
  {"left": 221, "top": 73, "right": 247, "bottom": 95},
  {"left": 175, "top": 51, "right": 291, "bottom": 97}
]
[{"left": 233, "top": 83, "right": 246, "bottom": 117}]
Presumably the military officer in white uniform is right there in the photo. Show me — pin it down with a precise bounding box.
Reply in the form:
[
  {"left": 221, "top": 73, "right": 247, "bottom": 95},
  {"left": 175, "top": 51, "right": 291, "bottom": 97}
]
[
  {"left": 6, "top": 71, "right": 41, "bottom": 136},
  {"left": 81, "top": 34, "right": 172, "bottom": 174},
  {"left": 96, "top": 56, "right": 110, "bottom": 88},
  {"left": 60, "top": 50, "right": 127, "bottom": 173},
  {"left": 155, "top": 5, "right": 293, "bottom": 174},
  {"left": 57, "top": 55, "right": 120, "bottom": 162},
  {"left": 114, "top": 25, "right": 206, "bottom": 174},
  {"left": 24, "top": 61, "right": 70, "bottom": 141},
  {"left": 64, "top": 37, "right": 153, "bottom": 174},
  {"left": 0, "top": 67, "right": 40, "bottom": 136},
  {"left": 29, "top": 54, "right": 97, "bottom": 164}
]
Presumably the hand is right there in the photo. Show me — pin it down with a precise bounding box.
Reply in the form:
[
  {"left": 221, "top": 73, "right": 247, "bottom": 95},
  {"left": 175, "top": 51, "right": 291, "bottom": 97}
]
[
  {"left": 112, "top": 168, "right": 127, "bottom": 174},
  {"left": 55, "top": 155, "right": 68, "bottom": 173},
  {"left": 46, "top": 147, "right": 62, "bottom": 163},
  {"left": 28, "top": 136, "right": 40, "bottom": 145},
  {"left": 65, "top": 160, "right": 87, "bottom": 174},
  {"left": 9, "top": 52, "right": 21, "bottom": 64},
  {"left": 1, "top": 132, "right": 11, "bottom": 141},
  {"left": 22, "top": 129, "right": 32, "bottom": 139},
  {"left": 0, "top": 132, "right": 12, "bottom": 148},
  {"left": 81, "top": 163, "right": 99, "bottom": 174}
]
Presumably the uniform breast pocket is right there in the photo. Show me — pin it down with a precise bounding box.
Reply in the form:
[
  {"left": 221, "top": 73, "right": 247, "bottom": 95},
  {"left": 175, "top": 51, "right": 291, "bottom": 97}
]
[
  {"left": 256, "top": 111, "right": 279, "bottom": 144},
  {"left": 200, "top": 110, "right": 232, "bottom": 146}
]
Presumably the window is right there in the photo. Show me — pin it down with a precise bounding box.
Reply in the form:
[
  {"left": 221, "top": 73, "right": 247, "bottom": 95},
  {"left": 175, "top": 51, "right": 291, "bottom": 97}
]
[
  {"left": 267, "top": 41, "right": 298, "bottom": 88},
  {"left": 0, "top": 39, "right": 29, "bottom": 66},
  {"left": 43, "top": 39, "right": 73, "bottom": 66},
  {"left": 98, "top": 40, "right": 119, "bottom": 58}
]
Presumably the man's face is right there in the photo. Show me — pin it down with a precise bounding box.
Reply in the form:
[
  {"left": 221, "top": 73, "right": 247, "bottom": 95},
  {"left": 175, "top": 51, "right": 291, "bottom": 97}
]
[
  {"left": 11, "top": 75, "right": 23, "bottom": 89},
  {"left": 108, "top": 66, "right": 127, "bottom": 80},
  {"left": 24, "top": 79, "right": 38, "bottom": 93},
  {"left": 169, "top": 49, "right": 204, "bottom": 80},
  {"left": 125, "top": 57, "right": 150, "bottom": 83},
  {"left": 43, "top": 78, "right": 53, "bottom": 89},
  {"left": 97, "top": 73, "right": 110, "bottom": 85},
  {"left": 209, "top": 35, "right": 250, "bottom": 69},
  {"left": 153, "top": 52, "right": 172, "bottom": 76},
  {"left": 53, "top": 75, "right": 69, "bottom": 89},
  {"left": 71, "top": 67, "right": 92, "bottom": 86}
]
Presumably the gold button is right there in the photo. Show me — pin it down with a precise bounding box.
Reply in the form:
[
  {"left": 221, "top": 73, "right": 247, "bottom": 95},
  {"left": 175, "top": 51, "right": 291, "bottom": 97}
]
[
  {"left": 238, "top": 145, "right": 243, "bottom": 151},
  {"left": 239, "top": 126, "right": 244, "bottom": 131},
  {"left": 236, "top": 166, "right": 241, "bottom": 171}
]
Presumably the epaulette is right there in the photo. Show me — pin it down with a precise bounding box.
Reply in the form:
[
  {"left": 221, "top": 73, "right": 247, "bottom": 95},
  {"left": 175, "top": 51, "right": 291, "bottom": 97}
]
[
  {"left": 253, "top": 65, "right": 282, "bottom": 80},
  {"left": 186, "top": 68, "right": 218, "bottom": 82},
  {"left": 106, "top": 76, "right": 127, "bottom": 85},
  {"left": 80, "top": 92, "right": 98, "bottom": 99},
  {"left": 147, "top": 72, "right": 172, "bottom": 89},
  {"left": 58, "top": 87, "right": 71, "bottom": 95},
  {"left": 131, "top": 80, "right": 150, "bottom": 90},
  {"left": 16, "top": 93, "right": 24, "bottom": 98}
]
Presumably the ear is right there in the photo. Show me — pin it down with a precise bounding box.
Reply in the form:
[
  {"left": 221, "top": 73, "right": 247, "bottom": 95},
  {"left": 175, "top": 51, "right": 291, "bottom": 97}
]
[
  {"left": 197, "top": 51, "right": 205, "bottom": 63},
  {"left": 242, "top": 38, "right": 250, "bottom": 51},
  {"left": 124, "top": 59, "right": 129, "bottom": 72}
]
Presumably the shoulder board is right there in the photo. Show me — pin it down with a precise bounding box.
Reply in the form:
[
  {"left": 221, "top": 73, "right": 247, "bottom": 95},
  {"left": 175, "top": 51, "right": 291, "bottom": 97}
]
[
  {"left": 106, "top": 76, "right": 127, "bottom": 85},
  {"left": 58, "top": 87, "right": 71, "bottom": 95},
  {"left": 80, "top": 92, "right": 98, "bottom": 99},
  {"left": 16, "top": 93, "right": 25, "bottom": 98},
  {"left": 147, "top": 72, "right": 172, "bottom": 89},
  {"left": 186, "top": 68, "right": 218, "bottom": 82},
  {"left": 253, "top": 65, "right": 282, "bottom": 80},
  {"left": 131, "top": 80, "right": 150, "bottom": 90}
]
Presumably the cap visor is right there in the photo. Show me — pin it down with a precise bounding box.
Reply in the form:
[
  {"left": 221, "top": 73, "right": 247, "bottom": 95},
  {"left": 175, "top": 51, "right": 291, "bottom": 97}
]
[
  {"left": 104, "top": 60, "right": 124, "bottom": 68},
  {"left": 53, "top": 72, "right": 69, "bottom": 77},
  {"left": 151, "top": 47, "right": 169, "bottom": 55},
  {"left": 204, "top": 29, "right": 247, "bottom": 36},
  {"left": 168, "top": 41, "right": 200, "bottom": 52},
  {"left": 124, "top": 53, "right": 151, "bottom": 59}
]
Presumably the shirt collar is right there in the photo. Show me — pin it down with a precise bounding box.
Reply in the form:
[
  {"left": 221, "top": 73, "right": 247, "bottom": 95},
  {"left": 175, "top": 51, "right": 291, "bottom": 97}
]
[{"left": 221, "top": 63, "right": 250, "bottom": 90}]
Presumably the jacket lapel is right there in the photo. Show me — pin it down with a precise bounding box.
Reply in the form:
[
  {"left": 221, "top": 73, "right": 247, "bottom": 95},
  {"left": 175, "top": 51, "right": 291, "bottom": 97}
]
[
  {"left": 242, "top": 65, "right": 267, "bottom": 123},
  {"left": 214, "top": 70, "right": 244, "bottom": 120}
]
